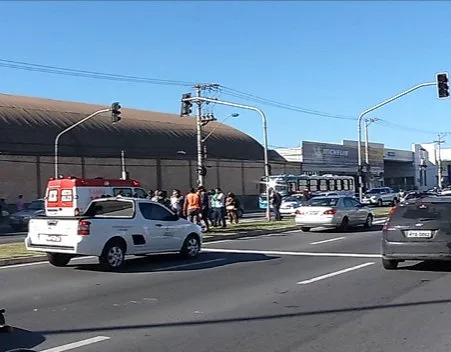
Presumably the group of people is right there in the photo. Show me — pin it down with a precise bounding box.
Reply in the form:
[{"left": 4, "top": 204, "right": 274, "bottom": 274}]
[{"left": 147, "top": 187, "right": 241, "bottom": 231}]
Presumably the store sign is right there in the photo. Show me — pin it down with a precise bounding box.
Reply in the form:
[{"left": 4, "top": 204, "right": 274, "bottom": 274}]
[{"left": 302, "top": 141, "right": 357, "bottom": 168}]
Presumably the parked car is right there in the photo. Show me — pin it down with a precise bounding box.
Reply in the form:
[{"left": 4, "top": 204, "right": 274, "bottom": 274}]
[
  {"left": 280, "top": 195, "right": 303, "bottom": 215},
  {"left": 295, "top": 195, "right": 373, "bottom": 232},
  {"left": 25, "top": 197, "right": 203, "bottom": 270},
  {"left": 9, "top": 199, "right": 45, "bottom": 231},
  {"left": 361, "top": 187, "right": 399, "bottom": 206},
  {"left": 381, "top": 195, "right": 451, "bottom": 270}
]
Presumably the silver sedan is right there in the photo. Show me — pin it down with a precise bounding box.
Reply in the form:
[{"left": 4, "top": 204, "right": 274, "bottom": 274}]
[{"left": 295, "top": 195, "right": 374, "bottom": 232}]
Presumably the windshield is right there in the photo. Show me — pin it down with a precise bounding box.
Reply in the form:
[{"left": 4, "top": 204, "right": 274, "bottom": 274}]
[
  {"left": 28, "top": 200, "right": 44, "bottom": 210},
  {"left": 306, "top": 197, "right": 339, "bottom": 207},
  {"left": 391, "top": 202, "right": 451, "bottom": 221}
]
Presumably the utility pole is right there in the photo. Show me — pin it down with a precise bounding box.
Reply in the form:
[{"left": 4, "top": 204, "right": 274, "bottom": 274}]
[
  {"left": 434, "top": 133, "right": 447, "bottom": 189},
  {"left": 194, "top": 85, "right": 204, "bottom": 186},
  {"left": 364, "top": 117, "right": 379, "bottom": 190},
  {"left": 191, "top": 84, "right": 219, "bottom": 187}
]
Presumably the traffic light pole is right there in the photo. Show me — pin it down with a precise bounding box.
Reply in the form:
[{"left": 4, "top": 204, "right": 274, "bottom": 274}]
[
  {"left": 357, "top": 81, "right": 435, "bottom": 201},
  {"left": 195, "top": 86, "right": 204, "bottom": 186},
  {"left": 54, "top": 108, "right": 112, "bottom": 178},
  {"left": 182, "top": 95, "right": 271, "bottom": 221}
]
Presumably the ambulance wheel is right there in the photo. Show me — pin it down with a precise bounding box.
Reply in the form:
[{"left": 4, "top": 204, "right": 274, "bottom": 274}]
[{"left": 47, "top": 253, "right": 72, "bottom": 267}]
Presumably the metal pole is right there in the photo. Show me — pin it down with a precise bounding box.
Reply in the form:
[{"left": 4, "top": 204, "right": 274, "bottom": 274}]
[
  {"left": 121, "top": 150, "right": 127, "bottom": 179},
  {"left": 183, "top": 96, "right": 271, "bottom": 220},
  {"left": 438, "top": 135, "right": 443, "bottom": 189},
  {"left": 364, "top": 119, "right": 370, "bottom": 191},
  {"left": 54, "top": 108, "right": 111, "bottom": 178},
  {"left": 357, "top": 81, "right": 435, "bottom": 201},
  {"left": 195, "top": 86, "right": 204, "bottom": 186}
]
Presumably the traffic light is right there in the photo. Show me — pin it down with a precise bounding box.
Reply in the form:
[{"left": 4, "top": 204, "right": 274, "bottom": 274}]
[
  {"left": 436, "top": 72, "right": 449, "bottom": 99},
  {"left": 111, "top": 102, "right": 122, "bottom": 124},
  {"left": 180, "top": 93, "right": 193, "bottom": 117}
]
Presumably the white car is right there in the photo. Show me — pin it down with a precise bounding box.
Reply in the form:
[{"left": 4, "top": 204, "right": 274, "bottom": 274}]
[
  {"left": 295, "top": 195, "right": 373, "bottom": 232},
  {"left": 25, "top": 198, "right": 203, "bottom": 270},
  {"left": 361, "top": 187, "right": 399, "bottom": 206},
  {"left": 280, "top": 195, "right": 304, "bottom": 215}
]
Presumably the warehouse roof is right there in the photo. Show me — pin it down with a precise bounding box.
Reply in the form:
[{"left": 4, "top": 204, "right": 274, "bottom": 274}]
[{"left": 0, "top": 93, "right": 283, "bottom": 161}]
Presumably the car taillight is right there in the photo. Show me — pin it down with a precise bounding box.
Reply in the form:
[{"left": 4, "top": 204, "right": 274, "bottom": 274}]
[
  {"left": 74, "top": 208, "right": 80, "bottom": 216},
  {"left": 323, "top": 209, "right": 337, "bottom": 215},
  {"left": 295, "top": 209, "right": 304, "bottom": 215},
  {"left": 78, "top": 220, "right": 91, "bottom": 236}
]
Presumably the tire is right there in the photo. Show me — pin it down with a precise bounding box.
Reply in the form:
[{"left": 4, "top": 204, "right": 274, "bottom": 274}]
[
  {"left": 338, "top": 217, "right": 349, "bottom": 232},
  {"left": 382, "top": 258, "right": 398, "bottom": 270},
  {"left": 364, "top": 214, "right": 373, "bottom": 228},
  {"left": 300, "top": 227, "right": 311, "bottom": 232},
  {"left": 99, "top": 240, "right": 126, "bottom": 271},
  {"left": 377, "top": 199, "right": 383, "bottom": 207},
  {"left": 47, "top": 253, "right": 72, "bottom": 267},
  {"left": 180, "top": 234, "right": 201, "bottom": 259}
]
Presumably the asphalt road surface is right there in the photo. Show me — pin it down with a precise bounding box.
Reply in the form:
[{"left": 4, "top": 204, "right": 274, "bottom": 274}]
[{"left": 4, "top": 224, "right": 451, "bottom": 352}]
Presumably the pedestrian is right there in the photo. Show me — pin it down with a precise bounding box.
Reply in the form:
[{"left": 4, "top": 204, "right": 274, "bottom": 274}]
[
  {"left": 211, "top": 188, "right": 226, "bottom": 228},
  {"left": 183, "top": 188, "right": 201, "bottom": 224},
  {"left": 225, "top": 192, "right": 239, "bottom": 224},
  {"left": 170, "top": 189, "right": 184, "bottom": 218},
  {"left": 16, "top": 195, "right": 25, "bottom": 211},
  {"left": 197, "top": 186, "right": 211, "bottom": 232},
  {"left": 269, "top": 188, "right": 282, "bottom": 221}
]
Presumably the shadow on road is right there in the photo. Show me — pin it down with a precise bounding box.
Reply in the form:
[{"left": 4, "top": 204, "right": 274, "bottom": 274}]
[
  {"left": 71, "top": 252, "right": 279, "bottom": 273},
  {"left": 32, "top": 297, "right": 451, "bottom": 337},
  {"left": 401, "top": 260, "right": 451, "bottom": 272},
  {"left": 311, "top": 225, "right": 383, "bottom": 234},
  {"left": 1, "top": 327, "right": 44, "bottom": 352}
]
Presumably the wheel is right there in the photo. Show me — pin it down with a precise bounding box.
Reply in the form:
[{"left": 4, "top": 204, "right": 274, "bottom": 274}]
[
  {"left": 300, "top": 227, "right": 311, "bottom": 232},
  {"left": 364, "top": 214, "right": 373, "bottom": 228},
  {"left": 99, "top": 240, "right": 126, "bottom": 271},
  {"left": 382, "top": 258, "right": 398, "bottom": 270},
  {"left": 180, "top": 234, "right": 201, "bottom": 259},
  {"left": 338, "top": 217, "right": 349, "bottom": 232},
  {"left": 47, "top": 253, "right": 72, "bottom": 267},
  {"left": 377, "top": 199, "right": 383, "bottom": 207}
]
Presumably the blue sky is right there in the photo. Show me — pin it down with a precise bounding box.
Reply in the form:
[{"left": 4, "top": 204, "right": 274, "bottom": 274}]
[{"left": 1, "top": 1, "right": 450, "bottom": 151}]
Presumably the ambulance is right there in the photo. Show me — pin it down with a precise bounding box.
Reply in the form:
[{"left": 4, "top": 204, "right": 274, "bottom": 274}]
[{"left": 44, "top": 176, "right": 148, "bottom": 216}]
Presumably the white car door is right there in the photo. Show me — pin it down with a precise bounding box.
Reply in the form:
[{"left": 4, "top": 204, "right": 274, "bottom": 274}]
[
  {"left": 142, "top": 203, "right": 182, "bottom": 251},
  {"left": 138, "top": 203, "right": 170, "bottom": 252}
]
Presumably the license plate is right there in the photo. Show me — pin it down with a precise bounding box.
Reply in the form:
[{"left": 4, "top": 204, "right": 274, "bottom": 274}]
[
  {"left": 307, "top": 211, "right": 319, "bottom": 215},
  {"left": 46, "top": 235, "right": 62, "bottom": 242},
  {"left": 406, "top": 230, "right": 432, "bottom": 238}
]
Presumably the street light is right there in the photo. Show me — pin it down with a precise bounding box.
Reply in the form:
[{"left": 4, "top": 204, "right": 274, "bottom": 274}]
[
  {"left": 202, "top": 113, "right": 240, "bottom": 143},
  {"left": 54, "top": 103, "right": 121, "bottom": 178}
]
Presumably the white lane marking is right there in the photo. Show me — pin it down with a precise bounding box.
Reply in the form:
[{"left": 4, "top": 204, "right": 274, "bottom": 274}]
[
  {"left": 202, "top": 248, "right": 382, "bottom": 258},
  {"left": 297, "top": 262, "right": 375, "bottom": 285},
  {"left": 40, "top": 336, "right": 110, "bottom": 352},
  {"left": 310, "top": 237, "right": 345, "bottom": 245},
  {"left": 154, "top": 258, "right": 226, "bottom": 271},
  {"left": 373, "top": 219, "right": 387, "bottom": 224}
]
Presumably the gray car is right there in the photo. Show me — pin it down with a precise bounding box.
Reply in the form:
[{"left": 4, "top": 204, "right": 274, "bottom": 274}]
[
  {"left": 9, "top": 199, "right": 45, "bottom": 231},
  {"left": 382, "top": 195, "right": 451, "bottom": 270}
]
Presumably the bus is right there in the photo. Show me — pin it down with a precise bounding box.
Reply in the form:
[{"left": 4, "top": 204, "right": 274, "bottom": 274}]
[{"left": 258, "top": 174, "right": 356, "bottom": 209}]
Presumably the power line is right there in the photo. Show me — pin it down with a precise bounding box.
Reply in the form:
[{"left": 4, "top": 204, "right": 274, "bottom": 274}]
[{"left": 0, "top": 58, "right": 197, "bottom": 87}]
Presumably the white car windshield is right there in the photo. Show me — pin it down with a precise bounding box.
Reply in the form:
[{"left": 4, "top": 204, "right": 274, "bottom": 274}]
[{"left": 307, "top": 197, "right": 339, "bottom": 207}]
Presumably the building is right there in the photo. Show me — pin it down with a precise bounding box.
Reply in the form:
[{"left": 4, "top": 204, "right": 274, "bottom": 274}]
[
  {"left": 276, "top": 140, "right": 436, "bottom": 191},
  {"left": 0, "top": 93, "right": 301, "bottom": 208}
]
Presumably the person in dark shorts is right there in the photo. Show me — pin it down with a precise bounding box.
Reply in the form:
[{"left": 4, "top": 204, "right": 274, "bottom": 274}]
[{"left": 197, "top": 186, "right": 211, "bottom": 232}]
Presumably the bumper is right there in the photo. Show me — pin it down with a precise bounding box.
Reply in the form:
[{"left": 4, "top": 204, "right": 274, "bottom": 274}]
[
  {"left": 295, "top": 216, "right": 339, "bottom": 228},
  {"left": 382, "top": 239, "right": 451, "bottom": 260},
  {"left": 361, "top": 199, "right": 377, "bottom": 205},
  {"left": 25, "top": 236, "right": 102, "bottom": 256},
  {"left": 280, "top": 208, "right": 297, "bottom": 215}
]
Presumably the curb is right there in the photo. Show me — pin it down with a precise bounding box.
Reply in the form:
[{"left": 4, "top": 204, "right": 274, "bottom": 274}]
[
  {"left": 203, "top": 226, "right": 299, "bottom": 243},
  {"left": 0, "top": 255, "right": 47, "bottom": 267}
]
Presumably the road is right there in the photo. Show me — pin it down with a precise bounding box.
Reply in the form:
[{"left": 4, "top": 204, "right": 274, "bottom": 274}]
[{"left": 4, "top": 223, "right": 451, "bottom": 352}]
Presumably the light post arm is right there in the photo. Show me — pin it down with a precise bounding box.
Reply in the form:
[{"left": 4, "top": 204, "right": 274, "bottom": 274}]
[
  {"left": 54, "top": 108, "right": 111, "bottom": 178},
  {"left": 357, "top": 82, "right": 436, "bottom": 201}
]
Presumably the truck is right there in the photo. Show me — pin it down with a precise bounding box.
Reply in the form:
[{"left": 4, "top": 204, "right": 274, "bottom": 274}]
[{"left": 25, "top": 197, "right": 203, "bottom": 271}]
